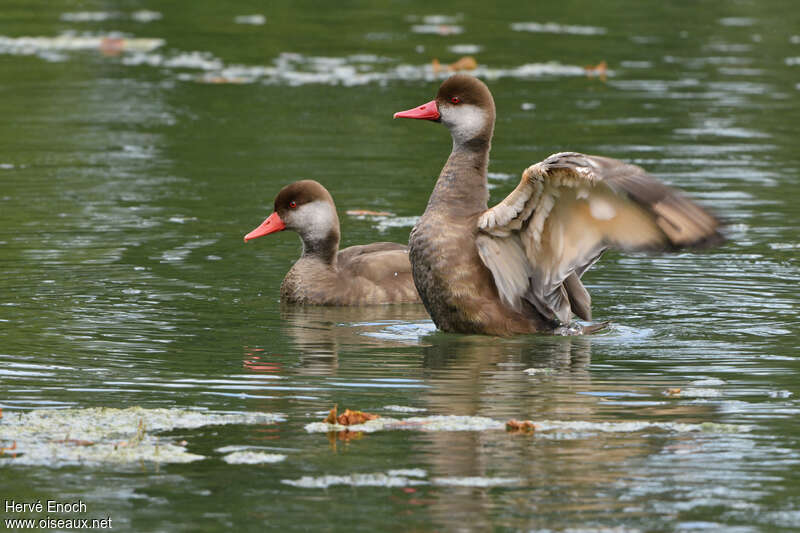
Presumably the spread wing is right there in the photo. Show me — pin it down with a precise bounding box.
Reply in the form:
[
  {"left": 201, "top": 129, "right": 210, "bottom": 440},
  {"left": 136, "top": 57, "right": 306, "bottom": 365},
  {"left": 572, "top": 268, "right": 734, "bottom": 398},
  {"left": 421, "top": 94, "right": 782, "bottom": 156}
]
[{"left": 476, "top": 152, "right": 723, "bottom": 324}]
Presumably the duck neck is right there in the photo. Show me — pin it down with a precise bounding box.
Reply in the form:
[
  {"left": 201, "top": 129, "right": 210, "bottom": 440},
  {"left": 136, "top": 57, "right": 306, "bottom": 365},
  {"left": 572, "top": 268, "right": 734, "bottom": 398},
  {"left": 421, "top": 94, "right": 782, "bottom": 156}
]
[
  {"left": 299, "top": 227, "right": 340, "bottom": 267},
  {"left": 427, "top": 137, "right": 491, "bottom": 217}
]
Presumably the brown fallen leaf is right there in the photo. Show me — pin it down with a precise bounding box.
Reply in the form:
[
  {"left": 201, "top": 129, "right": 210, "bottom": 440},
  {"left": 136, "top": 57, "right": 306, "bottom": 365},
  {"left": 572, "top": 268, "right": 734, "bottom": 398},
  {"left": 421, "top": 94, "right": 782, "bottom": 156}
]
[
  {"left": 99, "top": 37, "right": 126, "bottom": 56},
  {"left": 665, "top": 388, "right": 682, "bottom": 396},
  {"left": 338, "top": 409, "right": 380, "bottom": 426},
  {"left": 324, "top": 404, "right": 339, "bottom": 424},
  {"left": 506, "top": 419, "right": 538, "bottom": 433},
  {"left": 584, "top": 60, "right": 608, "bottom": 81},
  {"left": 346, "top": 209, "right": 393, "bottom": 217},
  {"left": 200, "top": 75, "right": 248, "bottom": 85},
  {"left": 323, "top": 405, "right": 380, "bottom": 426},
  {"left": 449, "top": 56, "right": 478, "bottom": 71},
  {"left": 433, "top": 56, "right": 478, "bottom": 74}
]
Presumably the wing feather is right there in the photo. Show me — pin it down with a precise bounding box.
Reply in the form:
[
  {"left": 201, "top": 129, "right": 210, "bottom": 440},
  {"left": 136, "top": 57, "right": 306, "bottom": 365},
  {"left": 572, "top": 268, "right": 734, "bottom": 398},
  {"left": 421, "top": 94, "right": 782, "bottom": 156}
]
[
  {"left": 476, "top": 152, "right": 723, "bottom": 324},
  {"left": 475, "top": 234, "right": 532, "bottom": 312}
]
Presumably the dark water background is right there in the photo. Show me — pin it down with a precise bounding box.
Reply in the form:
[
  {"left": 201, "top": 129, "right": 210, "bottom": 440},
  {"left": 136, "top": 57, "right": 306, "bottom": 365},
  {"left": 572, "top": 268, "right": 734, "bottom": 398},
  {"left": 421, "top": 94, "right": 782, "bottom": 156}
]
[{"left": 1, "top": 1, "right": 799, "bottom": 531}]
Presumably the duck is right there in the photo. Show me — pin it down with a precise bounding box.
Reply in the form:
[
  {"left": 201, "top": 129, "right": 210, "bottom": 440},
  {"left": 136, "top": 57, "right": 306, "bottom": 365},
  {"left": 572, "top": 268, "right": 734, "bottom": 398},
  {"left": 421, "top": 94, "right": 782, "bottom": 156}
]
[
  {"left": 394, "top": 74, "right": 723, "bottom": 336},
  {"left": 244, "top": 180, "right": 421, "bottom": 305}
]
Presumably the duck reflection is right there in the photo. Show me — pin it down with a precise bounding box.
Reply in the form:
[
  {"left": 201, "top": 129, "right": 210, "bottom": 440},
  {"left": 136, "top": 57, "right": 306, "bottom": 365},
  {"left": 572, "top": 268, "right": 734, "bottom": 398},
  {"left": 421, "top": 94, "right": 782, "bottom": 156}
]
[
  {"left": 413, "top": 332, "right": 719, "bottom": 530},
  {"left": 259, "top": 307, "right": 719, "bottom": 529},
  {"left": 278, "top": 303, "right": 431, "bottom": 375},
  {"left": 421, "top": 332, "right": 592, "bottom": 371}
]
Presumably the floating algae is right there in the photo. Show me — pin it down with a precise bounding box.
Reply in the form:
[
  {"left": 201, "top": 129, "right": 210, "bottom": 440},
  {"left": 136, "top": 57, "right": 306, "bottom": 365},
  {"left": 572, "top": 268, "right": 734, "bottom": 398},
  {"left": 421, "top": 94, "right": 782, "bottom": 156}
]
[
  {"left": 304, "top": 414, "right": 748, "bottom": 436},
  {"left": 382, "top": 405, "right": 427, "bottom": 413},
  {"left": 0, "top": 34, "right": 164, "bottom": 55},
  {"left": 522, "top": 367, "right": 555, "bottom": 375},
  {"left": 0, "top": 407, "right": 283, "bottom": 467},
  {"left": 387, "top": 468, "right": 427, "bottom": 478},
  {"left": 664, "top": 387, "right": 725, "bottom": 398},
  {"left": 283, "top": 473, "right": 429, "bottom": 489},
  {"left": 0, "top": 34, "right": 592, "bottom": 87},
  {"left": 305, "top": 415, "right": 505, "bottom": 434},
  {"left": 282, "top": 470, "right": 520, "bottom": 489},
  {"left": 432, "top": 477, "right": 521, "bottom": 487},
  {"left": 222, "top": 451, "right": 287, "bottom": 465}
]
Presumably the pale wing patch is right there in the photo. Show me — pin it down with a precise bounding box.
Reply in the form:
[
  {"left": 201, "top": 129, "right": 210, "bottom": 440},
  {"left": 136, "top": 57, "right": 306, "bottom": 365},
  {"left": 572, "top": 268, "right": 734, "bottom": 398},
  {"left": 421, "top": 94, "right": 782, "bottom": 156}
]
[
  {"left": 475, "top": 234, "right": 532, "bottom": 312},
  {"left": 541, "top": 185, "right": 668, "bottom": 253},
  {"left": 588, "top": 196, "right": 616, "bottom": 220}
]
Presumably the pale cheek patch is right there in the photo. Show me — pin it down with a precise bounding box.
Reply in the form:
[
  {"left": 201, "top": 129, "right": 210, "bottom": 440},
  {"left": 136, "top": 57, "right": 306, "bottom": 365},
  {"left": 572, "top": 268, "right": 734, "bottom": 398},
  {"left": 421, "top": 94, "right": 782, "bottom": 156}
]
[
  {"left": 294, "top": 200, "right": 337, "bottom": 240},
  {"left": 589, "top": 197, "right": 617, "bottom": 220},
  {"left": 445, "top": 104, "right": 487, "bottom": 144}
]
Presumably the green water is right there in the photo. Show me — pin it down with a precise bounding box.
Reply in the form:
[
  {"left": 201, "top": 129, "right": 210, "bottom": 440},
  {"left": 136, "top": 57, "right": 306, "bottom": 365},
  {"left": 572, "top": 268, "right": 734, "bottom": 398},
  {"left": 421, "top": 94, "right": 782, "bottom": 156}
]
[{"left": 1, "top": 1, "right": 799, "bottom": 531}]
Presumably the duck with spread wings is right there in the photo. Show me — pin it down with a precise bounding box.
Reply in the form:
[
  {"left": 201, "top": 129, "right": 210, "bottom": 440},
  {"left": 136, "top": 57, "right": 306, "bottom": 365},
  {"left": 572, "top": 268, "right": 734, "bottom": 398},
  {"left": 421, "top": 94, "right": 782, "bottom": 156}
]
[{"left": 394, "top": 74, "right": 723, "bottom": 336}]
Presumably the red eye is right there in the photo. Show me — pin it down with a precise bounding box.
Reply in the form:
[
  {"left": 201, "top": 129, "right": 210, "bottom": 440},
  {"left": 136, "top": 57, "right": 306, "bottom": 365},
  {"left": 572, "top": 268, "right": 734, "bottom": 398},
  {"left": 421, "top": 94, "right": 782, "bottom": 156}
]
[
  {"left": 451, "top": 96, "right": 461, "bottom": 104},
  {"left": 289, "top": 201, "right": 297, "bottom": 209}
]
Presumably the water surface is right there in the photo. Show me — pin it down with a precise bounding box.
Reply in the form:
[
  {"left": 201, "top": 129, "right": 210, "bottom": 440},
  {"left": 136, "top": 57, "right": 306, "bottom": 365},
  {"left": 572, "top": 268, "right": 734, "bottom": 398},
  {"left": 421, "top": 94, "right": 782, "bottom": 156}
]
[{"left": 1, "top": 1, "right": 799, "bottom": 531}]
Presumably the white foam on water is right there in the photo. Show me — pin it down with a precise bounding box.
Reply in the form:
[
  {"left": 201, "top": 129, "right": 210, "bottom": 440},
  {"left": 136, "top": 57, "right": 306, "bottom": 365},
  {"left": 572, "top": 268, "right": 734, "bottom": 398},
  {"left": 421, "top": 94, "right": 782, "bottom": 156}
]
[
  {"left": 361, "top": 321, "right": 437, "bottom": 343},
  {"left": 448, "top": 44, "right": 482, "bottom": 54},
  {"left": 374, "top": 216, "right": 420, "bottom": 232},
  {"left": 411, "top": 24, "right": 463, "bottom": 35},
  {"left": 383, "top": 405, "right": 427, "bottom": 413},
  {"left": 60, "top": 12, "right": 117, "bottom": 22},
  {"left": 282, "top": 470, "right": 520, "bottom": 489},
  {"left": 131, "top": 10, "right": 162, "bottom": 23},
  {"left": 432, "top": 476, "right": 521, "bottom": 487},
  {"left": 690, "top": 378, "right": 726, "bottom": 386},
  {"left": 387, "top": 468, "right": 427, "bottom": 478},
  {"left": 718, "top": 17, "right": 756, "bottom": 26},
  {"left": 234, "top": 14, "right": 266, "bottom": 25},
  {"left": 223, "top": 451, "right": 286, "bottom": 464},
  {"left": 283, "top": 473, "right": 428, "bottom": 489},
  {"left": 510, "top": 21, "right": 607, "bottom": 35}
]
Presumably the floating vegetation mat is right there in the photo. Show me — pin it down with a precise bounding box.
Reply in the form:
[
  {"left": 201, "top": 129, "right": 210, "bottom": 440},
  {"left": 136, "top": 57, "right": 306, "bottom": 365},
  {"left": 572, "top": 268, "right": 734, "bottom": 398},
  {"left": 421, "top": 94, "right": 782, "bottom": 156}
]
[
  {"left": 0, "top": 34, "right": 164, "bottom": 56},
  {"left": 222, "top": 451, "right": 287, "bottom": 464},
  {"left": 215, "top": 445, "right": 288, "bottom": 464},
  {"left": 283, "top": 469, "right": 521, "bottom": 489},
  {"left": 0, "top": 34, "right": 595, "bottom": 86},
  {"left": 0, "top": 407, "right": 283, "bottom": 467},
  {"left": 305, "top": 414, "right": 748, "bottom": 436},
  {"left": 382, "top": 405, "right": 427, "bottom": 413}
]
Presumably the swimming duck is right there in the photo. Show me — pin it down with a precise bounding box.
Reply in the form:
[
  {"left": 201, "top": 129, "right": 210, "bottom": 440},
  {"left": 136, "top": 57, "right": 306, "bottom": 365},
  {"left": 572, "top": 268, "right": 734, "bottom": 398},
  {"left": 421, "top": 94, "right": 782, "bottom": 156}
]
[
  {"left": 394, "top": 74, "right": 722, "bottom": 335},
  {"left": 244, "top": 180, "right": 421, "bottom": 305}
]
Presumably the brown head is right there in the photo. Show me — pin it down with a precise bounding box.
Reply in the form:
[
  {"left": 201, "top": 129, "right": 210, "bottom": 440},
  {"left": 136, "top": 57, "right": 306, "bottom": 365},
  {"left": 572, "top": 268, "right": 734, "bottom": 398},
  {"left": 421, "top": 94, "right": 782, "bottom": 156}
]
[
  {"left": 394, "top": 74, "right": 496, "bottom": 149},
  {"left": 244, "top": 180, "right": 340, "bottom": 261}
]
